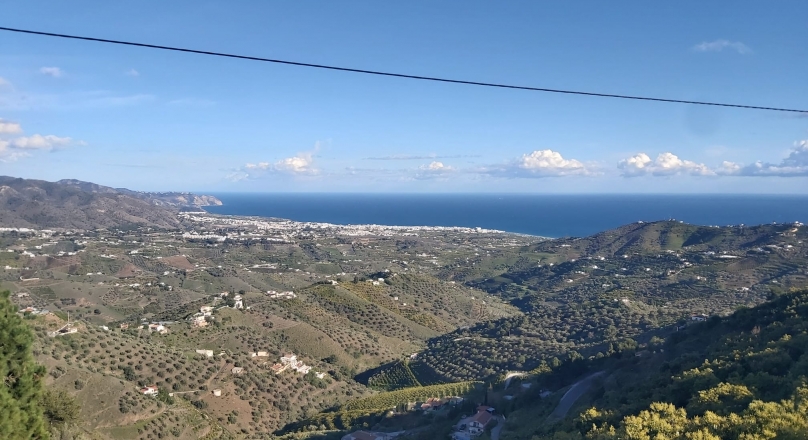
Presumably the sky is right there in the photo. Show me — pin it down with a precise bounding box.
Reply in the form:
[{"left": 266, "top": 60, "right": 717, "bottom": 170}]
[{"left": 0, "top": 1, "right": 807, "bottom": 193}]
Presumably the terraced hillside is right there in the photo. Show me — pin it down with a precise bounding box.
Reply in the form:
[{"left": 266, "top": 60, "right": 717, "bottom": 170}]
[
  {"left": 368, "top": 221, "right": 808, "bottom": 385},
  {"left": 29, "top": 308, "right": 373, "bottom": 438},
  {"left": 494, "top": 289, "right": 808, "bottom": 439},
  {"left": 4, "top": 200, "right": 808, "bottom": 440}
]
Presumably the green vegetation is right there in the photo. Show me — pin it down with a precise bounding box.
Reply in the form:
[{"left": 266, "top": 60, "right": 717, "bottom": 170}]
[
  {"left": 42, "top": 389, "right": 80, "bottom": 426},
  {"left": 366, "top": 360, "right": 422, "bottom": 390},
  {"left": 278, "top": 408, "right": 389, "bottom": 434},
  {"left": 342, "top": 381, "right": 479, "bottom": 411},
  {"left": 498, "top": 289, "right": 808, "bottom": 439},
  {"left": 4, "top": 215, "right": 808, "bottom": 439},
  {"left": 281, "top": 381, "right": 481, "bottom": 435},
  {"left": 0, "top": 290, "right": 49, "bottom": 439}
]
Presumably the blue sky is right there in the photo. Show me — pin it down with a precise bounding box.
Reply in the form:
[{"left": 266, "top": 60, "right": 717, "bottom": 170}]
[{"left": 0, "top": 1, "right": 807, "bottom": 193}]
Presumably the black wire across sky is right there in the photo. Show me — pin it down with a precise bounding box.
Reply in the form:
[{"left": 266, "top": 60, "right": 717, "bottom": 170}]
[{"left": 1, "top": 26, "right": 806, "bottom": 114}]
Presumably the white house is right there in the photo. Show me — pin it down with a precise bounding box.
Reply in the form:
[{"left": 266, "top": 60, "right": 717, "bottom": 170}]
[
  {"left": 295, "top": 364, "right": 311, "bottom": 375},
  {"left": 196, "top": 349, "right": 214, "bottom": 358},
  {"left": 456, "top": 406, "right": 494, "bottom": 436},
  {"left": 149, "top": 323, "right": 168, "bottom": 334},
  {"left": 140, "top": 385, "right": 159, "bottom": 396}
]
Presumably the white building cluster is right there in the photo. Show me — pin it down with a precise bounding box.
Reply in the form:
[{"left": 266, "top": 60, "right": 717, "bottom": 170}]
[
  {"left": 266, "top": 290, "right": 296, "bottom": 299},
  {"left": 178, "top": 212, "right": 508, "bottom": 242}
]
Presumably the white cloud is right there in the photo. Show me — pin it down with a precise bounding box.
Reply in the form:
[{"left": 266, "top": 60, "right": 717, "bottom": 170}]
[
  {"left": 0, "top": 118, "right": 22, "bottom": 134},
  {"left": 39, "top": 67, "right": 64, "bottom": 78},
  {"left": 125, "top": 69, "right": 140, "bottom": 77},
  {"left": 626, "top": 141, "right": 808, "bottom": 178},
  {"left": 619, "top": 152, "right": 714, "bottom": 177},
  {"left": 10, "top": 134, "right": 73, "bottom": 150},
  {"left": 483, "top": 149, "right": 591, "bottom": 178},
  {"left": 414, "top": 161, "right": 456, "bottom": 180},
  {"left": 275, "top": 152, "right": 316, "bottom": 174},
  {"left": 693, "top": 40, "right": 752, "bottom": 54},
  {"left": 0, "top": 140, "right": 29, "bottom": 162},
  {"left": 242, "top": 151, "right": 318, "bottom": 177},
  {"left": 731, "top": 141, "right": 808, "bottom": 177},
  {"left": 422, "top": 161, "right": 450, "bottom": 171},
  {"left": 244, "top": 162, "right": 271, "bottom": 170},
  {"left": 519, "top": 150, "right": 587, "bottom": 174},
  {"left": 0, "top": 77, "right": 11, "bottom": 88},
  {"left": 0, "top": 118, "right": 81, "bottom": 161},
  {"left": 476, "top": 150, "right": 592, "bottom": 178},
  {"left": 718, "top": 161, "right": 741, "bottom": 175},
  {"left": 226, "top": 171, "right": 249, "bottom": 182}
]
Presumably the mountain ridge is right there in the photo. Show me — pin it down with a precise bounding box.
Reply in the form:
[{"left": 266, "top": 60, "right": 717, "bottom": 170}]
[{"left": 0, "top": 176, "right": 221, "bottom": 230}]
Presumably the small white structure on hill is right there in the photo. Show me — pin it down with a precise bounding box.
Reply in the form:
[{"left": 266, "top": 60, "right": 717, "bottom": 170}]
[
  {"left": 140, "top": 385, "right": 159, "bottom": 396},
  {"left": 266, "top": 290, "right": 296, "bottom": 299}
]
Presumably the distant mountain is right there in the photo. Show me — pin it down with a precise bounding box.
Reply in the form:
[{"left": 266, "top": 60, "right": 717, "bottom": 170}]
[
  {"left": 0, "top": 176, "right": 222, "bottom": 230},
  {"left": 56, "top": 179, "right": 223, "bottom": 209}
]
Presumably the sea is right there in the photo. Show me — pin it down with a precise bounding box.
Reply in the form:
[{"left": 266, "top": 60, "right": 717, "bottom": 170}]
[{"left": 204, "top": 194, "right": 808, "bottom": 238}]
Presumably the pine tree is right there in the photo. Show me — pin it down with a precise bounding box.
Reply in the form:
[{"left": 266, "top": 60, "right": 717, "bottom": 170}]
[{"left": 0, "top": 290, "right": 49, "bottom": 439}]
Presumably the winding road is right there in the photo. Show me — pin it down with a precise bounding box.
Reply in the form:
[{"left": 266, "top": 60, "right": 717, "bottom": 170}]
[
  {"left": 503, "top": 371, "right": 527, "bottom": 389},
  {"left": 490, "top": 415, "right": 506, "bottom": 440},
  {"left": 547, "top": 371, "right": 604, "bottom": 421}
]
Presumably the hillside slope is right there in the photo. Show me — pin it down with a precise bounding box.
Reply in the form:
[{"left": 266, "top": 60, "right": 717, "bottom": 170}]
[
  {"left": 58, "top": 179, "right": 222, "bottom": 208},
  {"left": 0, "top": 176, "right": 220, "bottom": 230},
  {"left": 498, "top": 289, "right": 808, "bottom": 439},
  {"left": 389, "top": 221, "right": 808, "bottom": 384}
]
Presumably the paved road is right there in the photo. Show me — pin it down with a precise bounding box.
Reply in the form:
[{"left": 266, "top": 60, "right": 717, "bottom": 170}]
[
  {"left": 490, "top": 415, "right": 506, "bottom": 440},
  {"left": 503, "top": 372, "right": 527, "bottom": 389},
  {"left": 547, "top": 371, "right": 604, "bottom": 421}
]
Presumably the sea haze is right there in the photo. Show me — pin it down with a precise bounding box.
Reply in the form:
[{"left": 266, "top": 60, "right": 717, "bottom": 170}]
[{"left": 204, "top": 194, "right": 808, "bottom": 238}]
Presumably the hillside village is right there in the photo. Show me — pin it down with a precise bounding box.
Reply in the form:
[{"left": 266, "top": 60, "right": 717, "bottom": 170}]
[{"left": 2, "top": 212, "right": 808, "bottom": 439}]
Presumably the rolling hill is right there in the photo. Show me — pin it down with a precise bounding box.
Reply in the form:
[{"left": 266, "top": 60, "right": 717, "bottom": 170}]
[
  {"left": 0, "top": 176, "right": 220, "bottom": 230},
  {"left": 496, "top": 288, "right": 808, "bottom": 439},
  {"left": 3, "top": 189, "right": 808, "bottom": 440}
]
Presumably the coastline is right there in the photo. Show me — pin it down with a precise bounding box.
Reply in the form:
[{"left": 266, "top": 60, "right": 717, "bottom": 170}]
[
  {"left": 185, "top": 211, "right": 551, "bottom": 240},
  {"left": 201, "top": 193, "right": 808, "bottom": 239}
]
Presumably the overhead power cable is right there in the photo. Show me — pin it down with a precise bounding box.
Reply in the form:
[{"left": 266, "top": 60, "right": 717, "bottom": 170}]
[{"left": 2, "top": 26, "right": 806, "bottom": 114}]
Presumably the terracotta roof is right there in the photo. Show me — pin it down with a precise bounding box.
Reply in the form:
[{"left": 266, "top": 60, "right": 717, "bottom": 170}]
[{"left": 471, "top": 410, "right": 493, "bottom": 426}]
